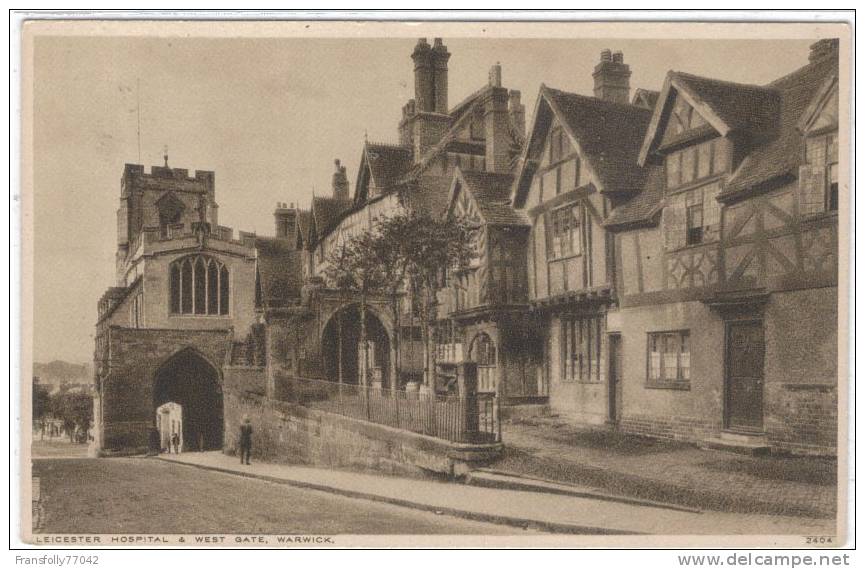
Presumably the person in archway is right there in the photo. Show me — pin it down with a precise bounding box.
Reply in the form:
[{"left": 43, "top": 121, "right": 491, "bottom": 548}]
[
  {"left": 171, "top": 431, "right": 180, "bottom": 454},
  {"left": 239, "top": 416, "right": 253, "bottom": 465}
]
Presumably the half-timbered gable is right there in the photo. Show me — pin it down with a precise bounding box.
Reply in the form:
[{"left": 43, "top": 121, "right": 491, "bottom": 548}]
[
  {"left": 437, "top": 168, "right": 539, "bottom": 398},
  {"left": 514, "top": 85, "right": 652, "bottom": 305},
  {"left": 604, "top": 38, "right": 841, "bottom": 454},
  {"left": 509, "top": 69, "right": 653, "bottom": 421},
  {"left": 445, "top": 169, "right": 529, "bottom": 314}
]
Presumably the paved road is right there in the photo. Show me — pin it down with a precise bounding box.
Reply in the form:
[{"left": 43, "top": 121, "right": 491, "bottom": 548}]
[
  {"left": 32, "top": 458, "right": 519, "bottom": 535},
  {"left": 31, "top": 440, "right": 90, "bottom": 459}
]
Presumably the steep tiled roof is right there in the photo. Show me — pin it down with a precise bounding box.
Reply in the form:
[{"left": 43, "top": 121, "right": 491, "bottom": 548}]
[
  {"left": 673, "top": 72, "right": 781, "bottom": 137},
  {"left": 604, "top": 167, "right": 665, "bottom": 229},
  {"left": 609, "top": 53, "right": 839, "bottom": 227},
  {"left": 399, "top": 175, "right": 453, "bottom": 218},
  {"left": 255, "top": 238, "right": 303, "bottom": 307},
  {"left": 365, "top": 143, "right": 413, "bottom": 190},
  {"left": 722, "top": 57, "right": 839, "bottom": 198},
  {"left": 545, "top": 86, "right": 653, "bottom": 194},
  {"left": 311, "top": 196, "right": 352, "bottom": 238},
  {"left": 458, "top": 171, "right": 528, "bottom": 226}
]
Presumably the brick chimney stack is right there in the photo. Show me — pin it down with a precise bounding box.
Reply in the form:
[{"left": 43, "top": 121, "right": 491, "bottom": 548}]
[
  {"left": 484, "top": 64, "right": 511, "bottom": 174},
  {"left": 332, "top": 158, "right": 350, "bottom": 201},
  {"left": 809, "top": 38, "right": 839, "bottom": 64},
  {"left": 403, "top": 38, "right": 454, "bottom": 162},
  {"left": 431, "top": 38, "right": 451, "bottom": 114},
  {"left": 593, "top": 49, "right": 631, "bottom": 105},
  {"left": 509, "top": 90, "right": 526, "bottom": 139},
  {"left": 274, "top": 202, "right": 298, "bottom": 243},
  {"left": 412, "top": 38, "right": 435, "bottom": 112}
]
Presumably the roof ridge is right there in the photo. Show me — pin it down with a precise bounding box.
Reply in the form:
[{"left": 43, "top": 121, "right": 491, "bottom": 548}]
[
  {"left": 673, "top": 70, "right": 777, "bottom": 93},
  {"left": 544, "top": 84, "right": 654, "bottom": 113},
  {"left": 766, "top": 58, "right": 838, "bottom": 89},
  {"left": 366, "top": 141, "right": 412, "bottom": 151}
]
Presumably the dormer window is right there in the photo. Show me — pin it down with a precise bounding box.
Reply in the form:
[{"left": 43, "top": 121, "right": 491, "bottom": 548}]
[{"left": 800, "top": 131, "right": 839, "bottom": 215}]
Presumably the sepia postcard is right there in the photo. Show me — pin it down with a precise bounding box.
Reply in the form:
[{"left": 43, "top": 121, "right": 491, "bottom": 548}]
[{"left": 15, "top": 15, "right": 853, "bottom": 550}]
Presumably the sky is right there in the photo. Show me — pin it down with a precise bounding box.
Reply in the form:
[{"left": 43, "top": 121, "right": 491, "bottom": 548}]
[{"left": 30, "top": 32, "right": 815, "bottom": 364}]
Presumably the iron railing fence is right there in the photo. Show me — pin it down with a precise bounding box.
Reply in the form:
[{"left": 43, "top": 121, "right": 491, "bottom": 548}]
[{"left": 288, "top": 377, "right": 500, "bottom": 444}]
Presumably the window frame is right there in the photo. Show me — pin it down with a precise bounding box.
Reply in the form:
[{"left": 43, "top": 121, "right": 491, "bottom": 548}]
[
  {"left": 803, "top": 130, "right": 839, "bottom": 214},
  {"left": 645, "top": 330, "right": 691, "bottom": 389},
  {"left": 560, "top": 316, "right": 603, "bottom": 384},
  {"left": 548, "top": 203, "right": 583, "bottom": 261},
  {"left": 169, "top": 254, "right": 231, "bottom": 317},
  {"left": 686, "top": 202, "right": 704, "bottom": 246}
]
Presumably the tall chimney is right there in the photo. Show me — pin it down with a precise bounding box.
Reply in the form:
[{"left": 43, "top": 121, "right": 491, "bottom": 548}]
[
  {"left": 484, "top": 69, "right": 511, "bottom": 173},
  {"left": 431, "top": 38, "right": 450, "bottom": 114},
  {"left": 274, "top": 202, "right": 298, "bottom": 244},
  {"left": 488, "top": 62, "right": 502, "bottom": 87},
  {"left": 332, "top": 159, "right": 350, "bottom": 201},
  {"left": 509, "top": 90, "right": 526, "bottom": 139},
  {"left": 412, "top": 38, "right": 434, "bottom": 112},
  {"left": 593, "top": 49, "right": 631, "bottom": 105}
]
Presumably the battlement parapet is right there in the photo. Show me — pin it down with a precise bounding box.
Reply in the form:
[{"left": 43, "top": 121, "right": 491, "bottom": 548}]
[{"left": 123, "top": 163, "right": 215, "bottom": 181}]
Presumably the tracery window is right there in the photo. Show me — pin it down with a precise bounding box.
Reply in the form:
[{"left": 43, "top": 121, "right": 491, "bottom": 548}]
[{"left": 169, "top": 255, "right": 229, "bottom": 316}]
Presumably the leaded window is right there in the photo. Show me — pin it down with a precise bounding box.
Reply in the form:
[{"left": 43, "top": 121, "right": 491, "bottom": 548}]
[
  {"left": 800, "top": 131, "right": 839, "bottom": 215},
  {"left": 169, "top": 255, "right": 229, "bottom": 316},
  {"left": 647, "top": 331, "right": 690, "bottom": 387},
  {"left": 560, "top": 316, "right": 603, "bottom": 383}
]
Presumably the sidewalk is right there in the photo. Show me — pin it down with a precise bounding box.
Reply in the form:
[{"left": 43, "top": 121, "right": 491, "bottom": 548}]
[
  {"left": 157, "top": 451, "right": 834, "bottom": 536},
  {"left": 491, "top": 417, "right": 837, "bottom": 518}
]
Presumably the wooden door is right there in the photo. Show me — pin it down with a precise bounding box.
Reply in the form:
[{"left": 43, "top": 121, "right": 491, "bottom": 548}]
[{"left": 725, "top": 320, "right": 765, "bottom": 431}]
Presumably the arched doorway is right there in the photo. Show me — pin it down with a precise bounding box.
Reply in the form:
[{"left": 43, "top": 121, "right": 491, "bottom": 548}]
[
  {"left": 322, "top": 304, "right": 391, "bottom": 386},
  {"left": 153, "top": 348, "right": 223, "bottom": 451},
  {"left": 470, "top": 332, "right": 498, "bottom": 393}
]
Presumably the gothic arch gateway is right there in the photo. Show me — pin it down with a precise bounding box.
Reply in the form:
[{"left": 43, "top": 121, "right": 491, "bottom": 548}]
[
  {"left": 153, "top": 348, "right": 224, "bottom": 451},
  {"left": 321, "top": 303, "right": 392, "bottom": 387}
]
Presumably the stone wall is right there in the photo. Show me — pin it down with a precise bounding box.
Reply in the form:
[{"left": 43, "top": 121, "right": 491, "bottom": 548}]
[
  {"left": 224, "top": 365, "right": 267, "bottom": 397},
  {"left": 99, "top": 327, "right": 232, "bottom": 453},
  {"left": 223, "top": 391, "right": 502, "bottom": 478}
]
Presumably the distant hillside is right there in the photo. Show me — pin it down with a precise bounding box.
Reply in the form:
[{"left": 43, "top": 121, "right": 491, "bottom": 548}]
[{"left": 33, "top": 360, "right": 91, "bottom": 386}]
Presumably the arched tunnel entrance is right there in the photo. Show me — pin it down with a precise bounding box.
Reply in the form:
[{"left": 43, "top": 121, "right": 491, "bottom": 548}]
[
  {"left": 153, "top": 348, "right": 223, "bottom": 451},
  {"left": 322, "top": 304, "right": 391, "bottom": 387}
]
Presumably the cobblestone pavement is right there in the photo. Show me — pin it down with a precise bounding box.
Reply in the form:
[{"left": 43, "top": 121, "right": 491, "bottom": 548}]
[
  {"left": 31, "top": 458, "right": 518, "bottom": 535},
  {"left": 160, "top": 451, "right": 833, "bottom": 537},
  {"left": 494, "top": 417, "right": 837, "bottom": 518}
]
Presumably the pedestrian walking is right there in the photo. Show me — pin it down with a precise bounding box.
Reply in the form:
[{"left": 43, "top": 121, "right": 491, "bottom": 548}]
[
  {"left": 171, "top": 432, "right": 180, "bottom": 454},
  {"left": 239, "top": 416, "right": 253, "bottom": 465}
]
